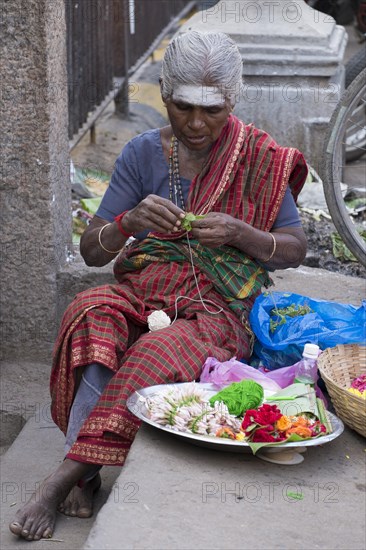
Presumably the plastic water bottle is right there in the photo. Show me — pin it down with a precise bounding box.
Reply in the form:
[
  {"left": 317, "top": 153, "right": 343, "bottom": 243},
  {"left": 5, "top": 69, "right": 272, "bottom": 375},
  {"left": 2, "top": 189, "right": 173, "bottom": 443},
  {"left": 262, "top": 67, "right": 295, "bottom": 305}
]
[{"left": 294, "top": 343, "right": 320, "bottom": 387}]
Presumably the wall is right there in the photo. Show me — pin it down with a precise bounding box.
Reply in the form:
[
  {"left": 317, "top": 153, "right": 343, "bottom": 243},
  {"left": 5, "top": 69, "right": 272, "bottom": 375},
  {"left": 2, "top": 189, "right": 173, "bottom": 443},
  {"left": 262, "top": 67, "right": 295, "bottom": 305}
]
[{"left": 1, "top": 0, "right": 72, "bottom": 359}]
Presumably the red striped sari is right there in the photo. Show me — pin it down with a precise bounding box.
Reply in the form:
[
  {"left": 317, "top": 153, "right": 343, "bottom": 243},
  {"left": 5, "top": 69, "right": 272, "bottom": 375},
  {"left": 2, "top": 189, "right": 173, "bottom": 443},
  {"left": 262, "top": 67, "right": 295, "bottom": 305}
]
[{"left": 51, "top": 115, "right": 307, "bottom": 466}]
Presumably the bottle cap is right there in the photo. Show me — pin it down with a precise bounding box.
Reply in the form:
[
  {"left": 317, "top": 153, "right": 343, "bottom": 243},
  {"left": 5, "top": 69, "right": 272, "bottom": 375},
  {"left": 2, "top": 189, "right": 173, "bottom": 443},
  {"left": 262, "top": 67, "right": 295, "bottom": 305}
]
[{"left": 303, "top": 343, "right": 320, "bottom": 359}]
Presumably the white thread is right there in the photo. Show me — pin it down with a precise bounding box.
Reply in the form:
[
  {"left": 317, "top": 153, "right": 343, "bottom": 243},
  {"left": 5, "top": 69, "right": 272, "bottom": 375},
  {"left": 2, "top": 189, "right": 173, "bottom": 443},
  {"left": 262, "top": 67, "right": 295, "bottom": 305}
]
[{"left": 170, "top": 233, "right": 224, "bottom": 326}]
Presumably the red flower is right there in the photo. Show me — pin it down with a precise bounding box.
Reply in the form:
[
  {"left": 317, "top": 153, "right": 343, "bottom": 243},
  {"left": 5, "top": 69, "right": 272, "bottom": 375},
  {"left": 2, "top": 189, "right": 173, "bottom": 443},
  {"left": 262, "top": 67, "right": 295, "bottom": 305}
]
[
  {"left": 241, "top": 409, "right": 259, "bottom": 430},
  {"left": 255, "top": 404, "right": 283, "bottom": 425},
  {"left": 242, "top": 404, "right": 282, "bottom": 431},
  {"left": 252, "top": 428, "right": 278, "bottom": 443},
  {"left": 242, "top": 404, "right": 289, "bottom": 443},
  {"left": 241, "top": 404, "right": 328, "bottom": 444}
]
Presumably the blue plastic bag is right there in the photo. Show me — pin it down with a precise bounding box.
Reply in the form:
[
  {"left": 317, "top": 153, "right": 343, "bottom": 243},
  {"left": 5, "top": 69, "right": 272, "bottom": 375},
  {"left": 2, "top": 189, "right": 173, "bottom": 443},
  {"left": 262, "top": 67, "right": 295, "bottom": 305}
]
[{"left": 250, "top": 291, "right": 366, "bottom": 369}]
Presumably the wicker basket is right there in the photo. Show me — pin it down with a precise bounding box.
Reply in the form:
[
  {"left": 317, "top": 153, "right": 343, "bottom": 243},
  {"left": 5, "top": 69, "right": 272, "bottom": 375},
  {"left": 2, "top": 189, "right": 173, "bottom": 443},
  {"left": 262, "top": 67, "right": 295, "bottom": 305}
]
[{"left": 317, "top": 344, "right": 366, "bottom": 437}]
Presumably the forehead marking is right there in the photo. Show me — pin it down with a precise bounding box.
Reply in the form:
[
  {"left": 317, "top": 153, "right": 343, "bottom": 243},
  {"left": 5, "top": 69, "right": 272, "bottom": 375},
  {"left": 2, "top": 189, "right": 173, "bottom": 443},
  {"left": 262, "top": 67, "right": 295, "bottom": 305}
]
[{"left": 172, "top": 85, "right": 226, "bottom": 107}]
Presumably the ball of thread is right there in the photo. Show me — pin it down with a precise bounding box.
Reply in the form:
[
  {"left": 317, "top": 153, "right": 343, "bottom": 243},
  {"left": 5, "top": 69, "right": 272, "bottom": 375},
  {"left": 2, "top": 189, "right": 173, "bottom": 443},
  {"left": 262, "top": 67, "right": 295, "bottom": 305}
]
[{"left": 209, "top": 379, "right": 264, "bottom": 416}]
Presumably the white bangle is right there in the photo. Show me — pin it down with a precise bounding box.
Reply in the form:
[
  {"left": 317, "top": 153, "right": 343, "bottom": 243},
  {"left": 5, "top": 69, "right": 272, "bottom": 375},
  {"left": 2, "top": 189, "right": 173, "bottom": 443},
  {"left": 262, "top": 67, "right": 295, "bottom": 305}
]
[
  {"left": 263, "top": 232, "right": 277, "bottom": 262},
  {"left": 98, "top": 223, "right": 123, "bottom": 254}
]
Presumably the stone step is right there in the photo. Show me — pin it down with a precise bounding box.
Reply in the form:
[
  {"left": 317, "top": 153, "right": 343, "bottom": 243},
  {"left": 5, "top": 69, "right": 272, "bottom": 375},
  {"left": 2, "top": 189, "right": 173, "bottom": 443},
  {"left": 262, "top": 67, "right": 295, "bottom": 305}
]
[
  {"left": 84, "top": 421, "right": 366, "bottom": 550},
  {"left": 0, "top": 404, "right": 119, "bottom": 550}
]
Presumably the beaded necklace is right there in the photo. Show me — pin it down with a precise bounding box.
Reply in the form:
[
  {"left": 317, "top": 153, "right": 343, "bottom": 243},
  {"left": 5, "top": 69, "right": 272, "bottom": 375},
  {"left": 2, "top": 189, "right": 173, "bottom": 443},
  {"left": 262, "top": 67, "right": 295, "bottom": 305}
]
[
  {"left": 168, "top": 136, "right": 186, "bottom": 210},
  {"left": 167, "top": 136, "right": 223, "bottom": 320}
]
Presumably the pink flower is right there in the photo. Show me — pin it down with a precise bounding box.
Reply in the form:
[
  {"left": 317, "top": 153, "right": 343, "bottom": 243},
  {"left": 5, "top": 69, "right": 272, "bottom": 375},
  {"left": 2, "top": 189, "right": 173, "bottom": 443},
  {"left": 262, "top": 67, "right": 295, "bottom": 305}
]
[
  {"left": 351, "top": 374, "right": 366, "bottom": 392},
  {"left": 310, "top": 421, "right": 327, "bottom": 436}
]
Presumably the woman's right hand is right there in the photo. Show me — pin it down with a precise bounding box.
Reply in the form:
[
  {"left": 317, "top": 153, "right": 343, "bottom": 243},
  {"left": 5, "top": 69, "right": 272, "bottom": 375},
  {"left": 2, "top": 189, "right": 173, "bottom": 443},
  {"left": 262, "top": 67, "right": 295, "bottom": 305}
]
[
  {"left": 123, "top": 195, "right": 185, "bottom": 235},
  {"left": 80, "top": 196, "right": 185, "bottom": 267}
]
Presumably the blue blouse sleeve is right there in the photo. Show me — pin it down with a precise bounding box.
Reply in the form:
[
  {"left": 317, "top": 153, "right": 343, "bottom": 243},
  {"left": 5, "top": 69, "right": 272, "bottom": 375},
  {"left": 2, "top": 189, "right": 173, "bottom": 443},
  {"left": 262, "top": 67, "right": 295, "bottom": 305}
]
[
  {"left": 96, "top": 141, "right": 143, "bottom": 222},
  {"left": 272, "top": 187, "right": 301, "bottom": 228}
]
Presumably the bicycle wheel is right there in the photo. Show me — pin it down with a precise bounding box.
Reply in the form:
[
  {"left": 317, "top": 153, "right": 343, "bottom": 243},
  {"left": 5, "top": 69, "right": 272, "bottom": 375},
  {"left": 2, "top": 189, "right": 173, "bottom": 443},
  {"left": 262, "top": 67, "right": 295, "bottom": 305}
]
[
  {"left": 345, "top": 45, "right": 366, "bottom": 88},
  {"left": 345, "top": 46, "right": 366, "bottom": 161},
  {"left": 322, "top": 68, "right": 366, "bottom": 266},
  {"left": 345, "top": 44, "right": 366, "bottom": 162}
]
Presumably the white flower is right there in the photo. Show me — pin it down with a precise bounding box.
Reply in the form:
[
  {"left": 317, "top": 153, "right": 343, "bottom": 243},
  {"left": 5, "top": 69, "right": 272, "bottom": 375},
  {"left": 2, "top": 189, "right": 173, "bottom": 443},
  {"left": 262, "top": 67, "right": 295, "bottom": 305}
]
[
  {"left": 147, "top": 310, "right": 171, "bottom": 331},
  {"left": 145, "top": 383, "right": 242, "bottom": 438}
]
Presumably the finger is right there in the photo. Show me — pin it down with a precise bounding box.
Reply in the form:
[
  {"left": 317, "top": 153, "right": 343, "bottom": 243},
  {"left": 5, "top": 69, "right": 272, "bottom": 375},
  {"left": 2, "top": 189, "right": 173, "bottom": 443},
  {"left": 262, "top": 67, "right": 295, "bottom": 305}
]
[
  {"left": 147, "top": 195, "right": 185, "bottom": 218},
  {"left": 148, "top": 198, "right": 184, "bottom": 221},
  {"left": 130, "top": 204, "right": 183, "bottom": 233},
  {"left": 190, "top": 225, "right": 216, "bottom": 237},
  {"left": 192, "top": 228, "right": 227, "bottom": 246},
  {"left": 191, "top": 216, "right": 221, "bottom": 228},
  {"left": 190, "top": 221, "right": 209, "bottom": 232},
  {"left": 145, "top": 208, "right": 183, "bottom": 232}
]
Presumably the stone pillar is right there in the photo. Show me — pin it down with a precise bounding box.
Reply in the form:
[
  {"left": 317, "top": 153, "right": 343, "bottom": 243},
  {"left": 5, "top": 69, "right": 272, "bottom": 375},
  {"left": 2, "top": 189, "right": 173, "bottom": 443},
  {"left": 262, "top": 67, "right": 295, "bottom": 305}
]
[
  {"left": 0, "top": 0, "right": 72, "bottom": 360},
  {"left": 179, "top": 0, "right": 347, "bottom": 172}
]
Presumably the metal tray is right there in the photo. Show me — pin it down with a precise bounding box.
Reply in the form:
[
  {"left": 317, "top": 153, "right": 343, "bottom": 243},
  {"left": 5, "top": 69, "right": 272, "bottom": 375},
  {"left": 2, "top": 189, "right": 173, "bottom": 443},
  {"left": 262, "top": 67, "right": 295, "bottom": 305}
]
[{"left": 127, "top": 382, "right": 344, "bottom": 452}]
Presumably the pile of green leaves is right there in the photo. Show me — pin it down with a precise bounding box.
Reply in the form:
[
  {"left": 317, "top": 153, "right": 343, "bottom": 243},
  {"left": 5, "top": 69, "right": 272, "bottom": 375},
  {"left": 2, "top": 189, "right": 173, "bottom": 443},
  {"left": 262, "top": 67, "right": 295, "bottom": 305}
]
[
  {"left": 331, "top": 229, "right": 366, "bottom": 262},
  {"left": 269, "top": 303, "right": 313, "bottom": 333},
  {"left": 181, "top": 212, "right": 206, "bottom": 231}
]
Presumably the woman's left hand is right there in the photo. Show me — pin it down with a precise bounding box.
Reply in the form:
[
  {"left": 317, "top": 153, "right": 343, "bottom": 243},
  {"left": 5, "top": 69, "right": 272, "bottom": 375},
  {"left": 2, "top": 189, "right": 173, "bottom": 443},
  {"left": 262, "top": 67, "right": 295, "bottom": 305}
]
[
  {"left": 190, "top": 213, "right": 307, "bottom": 269},
  {"left": 190, "top": 212, "right": 238, "bottom": 248}
]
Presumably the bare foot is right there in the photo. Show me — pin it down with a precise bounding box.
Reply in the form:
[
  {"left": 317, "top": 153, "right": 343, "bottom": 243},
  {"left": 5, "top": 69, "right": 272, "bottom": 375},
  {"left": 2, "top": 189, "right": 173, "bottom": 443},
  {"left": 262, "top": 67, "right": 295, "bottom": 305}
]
[
  {"left": 58, "top": 473, "right": 101, "bottom": 518},
  {"left": 9, "top": 459, "right": 94, "bottom": 541}
]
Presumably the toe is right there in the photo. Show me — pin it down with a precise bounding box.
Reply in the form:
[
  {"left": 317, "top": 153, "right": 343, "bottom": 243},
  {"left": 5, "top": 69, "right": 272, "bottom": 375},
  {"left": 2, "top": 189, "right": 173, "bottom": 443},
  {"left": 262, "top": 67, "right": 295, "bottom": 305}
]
[
  {"left": 20, "top": 528, "right": 29, "bottom": 538},
  {"left": 9, "top": 521, "right": 23, "bottom": 536},
  {"left": 61, "top": 500, "right": 72, "bottom": 516},
  {"left": 20, "top": 517, "right": 34, "bottom": 539},
  {"left": 77, "top": 506, "right": 93, "bottom": 518},
  {"left": 42, "top": 527, "right": 53, "bottom": 539},
  {"left": 34, "top": 521, "right": 52, "bottom": 540},
  {"left": 69, "top": 504, "right": 78, "bottom": 517}
]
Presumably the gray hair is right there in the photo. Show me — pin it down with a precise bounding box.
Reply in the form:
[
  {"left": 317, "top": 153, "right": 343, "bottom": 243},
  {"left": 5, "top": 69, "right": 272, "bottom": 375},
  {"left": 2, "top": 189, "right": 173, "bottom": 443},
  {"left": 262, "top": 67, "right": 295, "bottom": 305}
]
[{"left": 161, "top": 31, "right": 244, "bottom": 106}]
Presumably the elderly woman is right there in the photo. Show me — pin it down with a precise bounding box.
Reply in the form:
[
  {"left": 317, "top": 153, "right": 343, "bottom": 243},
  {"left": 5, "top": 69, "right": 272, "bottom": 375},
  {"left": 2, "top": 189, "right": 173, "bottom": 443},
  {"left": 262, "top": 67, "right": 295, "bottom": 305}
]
[{"left": 10, "top": 31, "right": 307, "bottom": 541}]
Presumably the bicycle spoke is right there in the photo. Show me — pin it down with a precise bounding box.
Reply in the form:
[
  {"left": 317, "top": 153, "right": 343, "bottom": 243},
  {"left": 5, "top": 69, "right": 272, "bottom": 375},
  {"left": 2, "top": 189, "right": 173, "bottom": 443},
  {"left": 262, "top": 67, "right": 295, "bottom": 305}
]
[
  {"left": 341, "top": 141, "right": 366, "bottom": 152},
  {"left": 346, "top": 119, "right": 366, "bottom": 131},
  {"left": 337, "top": 163, "right": 366, "bottom": 168}
]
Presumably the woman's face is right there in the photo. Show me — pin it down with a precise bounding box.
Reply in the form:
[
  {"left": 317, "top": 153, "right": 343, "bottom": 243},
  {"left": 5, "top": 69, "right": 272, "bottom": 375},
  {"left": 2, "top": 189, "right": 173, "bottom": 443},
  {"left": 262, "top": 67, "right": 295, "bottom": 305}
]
[{"left": 165, "top": 91, "right": 232, "bottom": 152}]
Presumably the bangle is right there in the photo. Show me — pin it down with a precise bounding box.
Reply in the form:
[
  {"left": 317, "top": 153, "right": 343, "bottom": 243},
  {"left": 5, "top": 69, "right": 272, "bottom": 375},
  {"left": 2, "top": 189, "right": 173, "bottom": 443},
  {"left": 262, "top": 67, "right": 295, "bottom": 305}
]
[
  {"left": 115, "top": 211, "right": 133, "bottom": 238},
  {"left": 98, "top": 223, "right": 123, "bottom": 254},
  {"left": 263, "top": 232, "right": 277, "bottom": 262}
]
